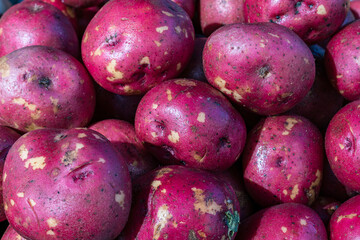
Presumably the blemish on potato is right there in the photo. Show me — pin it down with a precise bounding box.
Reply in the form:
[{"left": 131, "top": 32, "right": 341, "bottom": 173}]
[
  {"left": 140, "top": 56, "right": 150, "bottom": 65},
  {"left": 183, "top": 28, "right": 188, "bottom": 38},
  {"left": 281, "top": 226, "right": 287, "bottom": 233},
  {"left": 337, "top": 213, "right": 358, "bottom": 223},
  {"left": 153, "top": 205, "right": 172, "bottom": 240},
  {"left": 156, "top": 26, "right": 169, "bottom": 33},
  {"left": 174, "top": 79, "right": 196, "bottom": 87},
  {"left": 31, "top": 110, "right": 41, "bottom": 120},
  {"left": 317, "top": 5, "right": 327, "bottom": 15},
  {"left": 197, "top": 112, "right": 206, "bottom": 123},
  {"left": 307, "top": 170, "right": 322, "bottom": 204},
  {"left": 152, "top": 103, "right": 159, "bottom": 109},
  {"left": 233, "top": 90, "right": 243, "bottom": 102},
  {"left": 186, "top": 92, "right": 192, "bottom": 98},
  {"left": 154, "top": 40, "right": 162, "bottom": 47},
  {"left": 175, "top": 26, "right": 181, "bottom": 34},
  {"left": 29, "top": 199, "right": 36, "bottom": 207},
  {"left": 47, "top": 218, "right": 58, "bottom": 228},
  {"left": 334, "top": 156, "right": 338, "bottom": 162},
  {"left": 339, "top": 143, "right": 345, "bottom": 150},
  {"left": 4, "top": 203, "right": 7, "bottom": 211},
  {"left": 46, "top": 230, "right": 55, "bottom": 236},
  {"left": 214, "top": 76, "right": 232, "bottom": 95},
  {"left": 83, "top": 32, "right": 88, "bottom": 43},
  {"left": 268, "top": 33, "right": 280, "bottom": 38},
  {"left": 300, "top": 219, "right": 307, "bottom": 225},
  {"left": 0, "top": 57, "right": 10, "bottom": 78},
  {"left": 78, "top": 133, "right": 87, "bottom": 138},
  {"left": 98, "top": 158, "right": 106, "bottom": 163},
  {"left": 25, "top": 156, "right": 46, "bottom": 170},
  {"left": 17, "top": 192, "right": 24, "bottom": 198},
  {"left": 162, "top": 11, "right": 174, "bottom": 17},
  {"left": 282, "top": 131, "right": 289, "bottom": 135},
  {"left": 164, "top": 51, "right": 168, "bottom": 55},
  {"left": 168, "top": 130, "right": 179, "bottom": 143},
  {"left": 198, "top": 230, "right": 207, "bottom": 238},
  {"left": 12, "top": 98, "right": 36, "bottom": 111},
  {"left": 193, "top": 150, "right": 206, "bottom": 163},
  {"left": 156, "top": 167, "right": 172, "bottom": 178},
  {"left": 303, "top": 58, "right": 309, "bottom": 64},
  {"left": 0, "top": 28, "right": 2, "bottom": 35},
  {"left": 156, "top": 65, "right": 162, "bottom": 69},
  {"left": 152, "top": 180, "right": 162, "bottom": 190},
  {"left": 284, "top": 118, "right": 298, "bottom": 131},
  {"left": 166, "top": 89, "right": 172, "bottom": 101},
  {"left": 18, "top": 144, "right": 29, "bottom": 161},
  {"left": 94, "top": 47, "right": 102, "bottom": 56},
  {"left": 115, "top": 191, "right": 125, "bottom": 209},
  {"left": 283, "top": 190, "right": 288, "bottom": 195},
  {"left": 106, "top": 60, "right": 124, "bottom": 81},
  {"left": 151, "top": 132, "right": 158, "bottom": 138},
  {"left": 176, "top": 63, "right": 181, "bottom": 71},
  {"left": 259, "top": 43, "right": 265, "bottom": 48},
  {"left": 10, "top": 199, "right": 15, "bottom": 206},
  {"left": 93, "top": 133, "right": 104, "bottom": 140},
  {"left": 95, "top": 26, "right": 99, "bottom": 31},
  {"left": 161, "top": 189, "right": 166, "bottom": 194},
  {"left": 290, "top": 184, "right": 299, "bottom": 200},
  {"left": 3, "top": 172, "right": 6, "bottom": 182},
  {"left": 123, "top": 85, "right": 135, "bottom": 94},
  {"left": 192, "top": 187, "right": 222, "bottom": 215}
]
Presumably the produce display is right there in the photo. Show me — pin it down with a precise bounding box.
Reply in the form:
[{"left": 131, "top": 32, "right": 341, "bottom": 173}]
[{"left": 0, "top": 0, "right": 360, "bottom": 239}]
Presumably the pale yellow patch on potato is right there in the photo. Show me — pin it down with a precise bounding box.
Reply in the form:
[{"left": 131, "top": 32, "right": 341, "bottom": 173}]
[
  {"left": 259, "top": 43, "right": 265, "bottom": 48},
  {"left": 18, "top": 144, "right": 28, "bottom": 161},
  {"left": 337, "top": 74, "right": 343, "bottom": 79},
  {"left": 198, "top": 230, "right": 207, "bottom": 238},
  {"left": 303, "top": 58, "right": 309, "bottom": 64},
  {"left": 300, "top": 219, "right": 307, "bottom": 226},
  {"left": 281, "top": 226, "right": 287, "bottom": 233},
  {"left": 0, "top": 57, "right": 10, "bottom": 78},
  {"left": 154, "top": 40, "right": 162, "bottom": 47},
  {"left": 115, "top": 191, "right": 125, "bottom": 209},
  {"left": 290, "top": 184, "right": 299, "bottom": 200},
  {"left": 161, "top": 189, "right": 166, "bottom": 194},
  {"left": 307, "top": 170, "right": 322, "bottom": 205},
  {"left": 283, "top": 190, "right": 288, "bottom": 195},
  {"left": 162, "top": 11, "right": 174, "bottom": 17},
  {"left": 17, "top": 192, "right": 24, "bottom": 198},
  {"left": 29, "top": 199, "right": 36, "bottom": 207},
  {"left": 168, "top": 130, "right": 179, "bottom": 143},
  {"left": 282, "top": 131, "right": 290, "bottom": 135},
  {"left": 153, "top": 205, "right": 172, "bottom": 240},
  {"left": 106, "top": 60, "right": 124, "bottom": 81},
  {"left": 0, "top": 28, "right": 3, "bottom": 35},
  {"left": 24, "top": 156, "right": 46, "bottom": 170},
  {"left": 214, "top": 76, "right": 232, "bottom": 95},
  {"left": 233, "top": 90, "right": 243, "bottom": 102},
  {"left": 193, "top": 150, "right": 206, "bottom": 163},
  {"left": 140, "top": 56, "right": 150, "bottom": 65},
  {"left": 337, "top": 213, "right": 358, "bottom": 223},
  {"left": 31, "top": 111, "right": 41, "bottom": 120},
  {"left": 98, "top": 158, "right": 106, "bottom": 163},
  {"left": 186, "top": 92, "right": 192, "bottom": 98},
  {"left": 334, "top": 156, "right": 338, "bottom": 162},
  {"left": 151, "top": 180, "right": 162, "bottom": 190},
  {"left": 156, "top": 167, "right": 172, "bottom": 178},
  {"left": 95, "top": 26, "right": 99, "bottom": 31},
  {"left": 151, "top": 132, "right": 158, "bottom": 138},
  {"left": 3, "top": 203, "right": 7, "bottom": 211},
  {"left": 176, "top": 63, "right": 181, "bottom": 71},
  {"left": 78, "top": 133, "right": 87, "bottom": 138},
  {"left": 183, "top": 28, "right": 188, "bottom": 38},
  {"left": 3, "top": 172, "right": 6, "bottom": 182},
  {"left": 47, "top": 218, "right": 58, "bottom": 228},
  {"left": 156, "top": 26, "right": 169, "bottom": 33},
  {"left": 317, "top": 5, "right": 327, "bottom": 15},
  {"left": 12, "top": 98, "right": 36, "bottom": 111},
  {"left": 285, "top": 118, "right": 299, "bottom": 131},
  {"left": 10, "top": 199, "right": 15, "bottom": 206},
  {"left": 94, "top": 47, "right": 102, "bottom": 56},
  {"left": 197, "top": 112, "right": 206, "bottom": 123},
  {"left": 83, "top": 33, "right": 89, "bottom": 44},
  {"left": 164, "top": 51, "right": 168, "bottom": 55},
  {"left": 174, "top": 79, "right": 196, "bottom": 87},
  {"left": 339, "top": 143, "right": 345, "bottom": 150},
  {"left": 175, "top": 26, "right": 181, "bottom": 34},
  {"left": 268, "top": 33, "right": 280, "bottom": 38},
  {"left": 123, "top": 85, "right": 135, "bottom": 94},
  {"left": 287, "top": 174, "right": 292, "bottom": 180},
  {"left": 166, "top": 89, "right": 172, "bottom": 101},
  {"left": 46, "top": 230, "right": 55, "bottom": 236},
  {"left": 152, "top": 103, "right": 158, "bottom": 109},
  {"left": 192, "top": 187, "right": 222, "bottom": 215},
  {"left": 156, "top": 65, "right": 162, "bottom": 70}
]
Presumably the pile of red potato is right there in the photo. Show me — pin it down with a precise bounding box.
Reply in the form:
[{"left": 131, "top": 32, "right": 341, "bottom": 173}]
[{"left": 0, "top": 0, "right": 360, "bottom": 239}]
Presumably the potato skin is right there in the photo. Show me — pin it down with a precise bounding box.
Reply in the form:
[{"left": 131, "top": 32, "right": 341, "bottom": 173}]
[
  {"left": 1, "top": 225, "right": 26, "bottom": 240},
  {"left": 171, "top": 0, "right": 195, "bottom": 19},
  {"left": 203, "top": 22, "right": 315, "bottom": 115},
  {"left": 242, "top": 115, "right": 324, "bottom": 207},
  {"left": 0, "top": 46, "right": 95, "bottom": 132},
  {"left": 2, "top": 128, "right": 131, "bottom": 240},
  {"left": 0, "top": 0, "right": 79, "bottom": 58},
  {"left": 330, "top": 194, "right": 360, "bottom": 239},
  {"left": 237, "top": 203, "right": 328, "bottom": 239},
  {"left": 135, "top": 79, "right": 247, "bottom": 171},
  {"left": 81, "top": 0, "right": 195, "bottom": 95},
  {"left": 325, "top": 20, "right": 360, "bottom": 101},
  {"left": 325, "top": 100, "right": 360, "bottom": 192},
  {"left": 120, "top": 165, "right": 240, "bottom": 240},
  {"left": 244, "top": 0, "right": 350, "bottom": 44}
]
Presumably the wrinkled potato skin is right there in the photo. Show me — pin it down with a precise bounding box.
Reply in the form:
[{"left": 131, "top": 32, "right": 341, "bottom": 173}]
[
  {"left": 135, "top": 79, "right": 247, "bottom": 171},
  {"left": 82, "top": 0, "right": 195, "bottom": 95},
  {"left": 3, "top": 128, "right": 131, "bottom": 240},
  {"left": 0, "top": 46, "right": 95, "bottom": 132},
  {"left": 325, "top": 20, "right": 360, "bottom": 101},
  {"left": 203, "top": 22, "right": 315, "bottom": 115},
  {"left": 0, "top": 0, "right": 79, "bottom": 58},
  {"left": 243, "top": 115, "right": 324, "bottom": 207},
  {"left": 244, "top": 0, "right": 350, "bottom": 44}
]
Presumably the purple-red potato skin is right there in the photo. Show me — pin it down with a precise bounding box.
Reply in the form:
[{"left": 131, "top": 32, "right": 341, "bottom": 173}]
[
  {"left": 242, "top": 115, "right": 324, "bottom": 207},
  {"left": 3, "top": 128, "right": 132, "bottom": 240},
  {"left": 134, "top": 79, "right": 247, "bottom": 171},
  {"left": 81, "top": 0, "right": 195, "bottom": 95},
  {"left": 1, "top": 225, "right": 26, "bottom": 240},
  {"left": 171, "top": 0, "right": 195, "bottom": 19},
  {"left": 325, "top": 20, "right": 360, "bottom": 101},
  {"left": 350, "top": 0, "right": 360, "bottom": 18},
  {"left": 244, "top": 0, "right": 350, "bottom": 44},
  {"left": 0, "top": 0, "right": 79, "bottom": 58},
  {"left": 311, "top": 196, "right": 341, "bottom": 226},
  {"left": 330, "top": 195, "right": 360, "bottom": 239},
  {"left": 0, "top": 46, "right": 95, "bottom": 132},
  {"left": 200, "top": 0, "right": 245, "bottom": 36},
  {"left": 120, "top": 165, "right": 240, "bottom": 240},
  {"left": 325, "top": 100, "right": 360, "bottom": 192},
  {"left": 89, "top": 119, "right": 159, "bottom": 180},
  {"left": 0, "top": 126, "right": 21, "bottom": 222},
  {"left": 179, "top": 37, "right": 208, "bottom": 82},
  {"left": 203, "top": 22, "right": 315, "bottom": 116},
  {"left": 237, "top": 203, "right": 328, "bottom": 239}
]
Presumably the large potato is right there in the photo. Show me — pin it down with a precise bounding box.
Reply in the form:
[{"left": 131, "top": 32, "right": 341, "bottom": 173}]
[
  {"left": 3, "top": 128, "right": 131, "bottom": 240},
  {"left": 82, "top": 0, "right": 195, "bottom": 95}
]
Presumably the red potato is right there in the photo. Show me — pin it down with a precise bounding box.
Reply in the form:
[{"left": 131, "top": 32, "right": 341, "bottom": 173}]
[
  {"left": 242, "top": 115, "right": 324, "bottom": 207},
  {"left": 350, "top": 0, "right": 360, "bottom": 18},
  {"left": 89, "top": 119, "right": 159, "bottom": 180},
  {"left": 200, "top": 0, "right": 245, "bottom": 36},
  {"left": 135, "top": 79, "right": 247, "bottom": 171},
  {"left": 120, "top": 165, "right": 240, "bottom": 240},
  {"left": 325, "top": 20, "right": 360, "bottom": 101},
  {"left": 2, "top": 128, "right": 131, "bottom": 240},
  {"left": 237, "top": 203, "right": 328, "bottom": 239},
  {"left": 244, "top": 0, "right": 350, "bottom": 44},
  {"left": 325, "top": 100, "right": 360, "bottom": 192},
  {"left": 330, "top": 194, "right": 360, "bottom": 239},
  {"left": 0, "top": 46, "right": 95, "bottom": 132},
  {"left": 0, "top": 126, "right": 21, "bottom": 222},
  {"left": 1, "top": 225, "right": 26, "bottom": 240},
  {"left": 81, "top": 0, "right": 195, "bottom": 95},
  {"left": 171, "top": 0, "right": 195, "bottom": 19},
  {"left": 203, "top": 22, "right": 315, "bottom": 115},
  {"left": 0, "top": 0, "right": 79, "bottom": 58},
  {"left": 311, "top": 196, "right": 341, "bottom": 226}
]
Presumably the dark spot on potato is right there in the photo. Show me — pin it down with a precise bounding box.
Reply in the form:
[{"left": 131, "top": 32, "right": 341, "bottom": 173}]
[
  {"left": 258, "top": 65, "right": 271, "bottom": 79},
  {"left": 38, "top": 76, "right": 52, "bottom": 90},
  {"left": 105, "top": 33, "right": 120, "bottom": 47},
  {"left": 345, "top": 137, "right": 352, "bottom": 151},
  {"left": 218, "top": 137, "right": 231, "bottom": 151},
  {"left": 188, "top": 230, "right": 199, "bottom": 240},
  {"left": 275, "top": 156, "right": 283, "bottom": 167}
]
